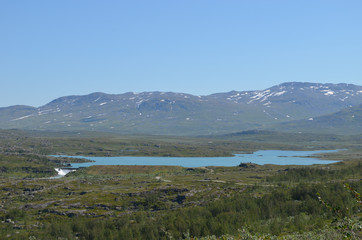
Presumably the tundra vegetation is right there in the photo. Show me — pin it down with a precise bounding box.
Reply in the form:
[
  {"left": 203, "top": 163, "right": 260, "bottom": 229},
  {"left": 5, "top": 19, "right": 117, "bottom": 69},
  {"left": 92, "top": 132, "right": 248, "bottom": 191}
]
[{"left": 0, "top": 129, "right": 361, "bottom": 239}]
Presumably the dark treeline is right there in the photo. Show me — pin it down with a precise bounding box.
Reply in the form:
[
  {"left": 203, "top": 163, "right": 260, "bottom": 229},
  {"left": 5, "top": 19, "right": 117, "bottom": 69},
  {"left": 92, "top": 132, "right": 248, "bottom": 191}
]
[
  {"left": 0, "top": 153, "right": 56, "bottom": 178},
  {"left": 11, "top": 181, "right": 360, "bottom": 240},
  {"left": 266, "top": 162, "right": 361, "bottom": 183}
]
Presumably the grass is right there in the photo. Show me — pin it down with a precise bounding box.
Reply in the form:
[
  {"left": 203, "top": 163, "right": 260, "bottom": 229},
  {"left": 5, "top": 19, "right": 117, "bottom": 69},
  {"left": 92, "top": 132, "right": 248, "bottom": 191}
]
[{"left": 0, "top": 129, "right": 361, "bottom": 239}]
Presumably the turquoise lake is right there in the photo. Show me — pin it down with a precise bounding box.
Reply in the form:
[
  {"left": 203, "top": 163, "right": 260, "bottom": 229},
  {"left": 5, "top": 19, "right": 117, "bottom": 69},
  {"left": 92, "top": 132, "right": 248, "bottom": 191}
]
[{"left": 56, "top": 149, "right": 340, "bottom": 168}]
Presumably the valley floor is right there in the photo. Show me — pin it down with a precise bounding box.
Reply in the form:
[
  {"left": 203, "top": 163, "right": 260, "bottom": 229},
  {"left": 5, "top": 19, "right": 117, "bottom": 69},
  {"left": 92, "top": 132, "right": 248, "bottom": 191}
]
[{"left": 0, "top": 130, "right": 361, "bottom": 239}]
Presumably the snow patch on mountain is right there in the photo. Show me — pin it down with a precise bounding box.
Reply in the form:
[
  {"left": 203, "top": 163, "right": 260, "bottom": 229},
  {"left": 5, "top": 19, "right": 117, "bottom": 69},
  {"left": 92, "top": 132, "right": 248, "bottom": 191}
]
[
  {"left": 322, "top": 90, "right": 334, "bottom": 96},
  {"left": 274, "top": 91, "right": 286, "bottom": 96},
  {"left": 11, "top": 115, "right": 34, "bottom": 121}
]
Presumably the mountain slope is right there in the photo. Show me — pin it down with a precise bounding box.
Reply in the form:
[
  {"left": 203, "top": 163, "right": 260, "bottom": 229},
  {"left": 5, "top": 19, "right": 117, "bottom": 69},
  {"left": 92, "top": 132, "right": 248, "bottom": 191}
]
[
  {"left": 271, "top": 104, "right": 362, "bottom": 135},
  {"left": 0, "top": 82, "right": 361, "bottom": 135}
]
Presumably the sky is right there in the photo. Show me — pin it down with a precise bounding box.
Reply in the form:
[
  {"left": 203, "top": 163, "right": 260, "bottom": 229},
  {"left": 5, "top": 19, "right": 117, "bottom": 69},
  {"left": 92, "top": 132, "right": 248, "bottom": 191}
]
[{"left": 1, "top": 0, "right": 362, "bottom": 107}]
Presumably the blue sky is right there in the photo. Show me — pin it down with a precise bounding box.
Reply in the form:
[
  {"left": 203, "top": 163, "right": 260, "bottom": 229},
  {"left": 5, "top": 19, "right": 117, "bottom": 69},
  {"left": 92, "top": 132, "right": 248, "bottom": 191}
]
[{"left": 1, "top": 0, "right": 362, "bottom": 107}]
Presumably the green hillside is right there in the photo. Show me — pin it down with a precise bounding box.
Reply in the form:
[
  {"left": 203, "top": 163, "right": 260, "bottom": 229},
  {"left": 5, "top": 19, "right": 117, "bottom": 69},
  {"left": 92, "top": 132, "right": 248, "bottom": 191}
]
[{"left": 272, "top": 104, "right": 362, "bottom": 134}]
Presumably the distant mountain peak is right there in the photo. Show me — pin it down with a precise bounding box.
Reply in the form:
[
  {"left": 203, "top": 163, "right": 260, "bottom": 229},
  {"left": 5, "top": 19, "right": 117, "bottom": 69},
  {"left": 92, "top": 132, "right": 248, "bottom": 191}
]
[{"left": 0, "top": 82, "right": 361, "bottom": 135}]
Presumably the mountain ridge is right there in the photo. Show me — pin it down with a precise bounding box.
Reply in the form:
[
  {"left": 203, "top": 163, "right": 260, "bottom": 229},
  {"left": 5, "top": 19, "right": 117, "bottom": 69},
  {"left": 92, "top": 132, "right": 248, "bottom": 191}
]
[{"left": 1, "top": 82, "right": 361, "bottom": 135}]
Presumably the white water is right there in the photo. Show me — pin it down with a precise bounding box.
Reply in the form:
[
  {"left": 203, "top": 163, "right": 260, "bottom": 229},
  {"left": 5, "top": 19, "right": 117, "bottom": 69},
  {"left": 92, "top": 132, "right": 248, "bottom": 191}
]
[{"left": 53, "top": 168, "right": 75, "bottom": 178}]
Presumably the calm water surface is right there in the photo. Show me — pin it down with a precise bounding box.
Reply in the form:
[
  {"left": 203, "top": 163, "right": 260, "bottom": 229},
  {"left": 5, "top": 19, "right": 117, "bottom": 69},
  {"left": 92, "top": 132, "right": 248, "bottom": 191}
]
[{"left": 56, "top": 149, "right": 340, "bottom": 168}]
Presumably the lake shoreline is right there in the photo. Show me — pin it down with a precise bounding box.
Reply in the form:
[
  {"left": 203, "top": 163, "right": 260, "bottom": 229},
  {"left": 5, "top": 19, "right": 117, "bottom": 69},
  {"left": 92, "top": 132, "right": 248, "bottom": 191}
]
[{"left": 51, "top": 149, "right": 341, "bottom": 171}]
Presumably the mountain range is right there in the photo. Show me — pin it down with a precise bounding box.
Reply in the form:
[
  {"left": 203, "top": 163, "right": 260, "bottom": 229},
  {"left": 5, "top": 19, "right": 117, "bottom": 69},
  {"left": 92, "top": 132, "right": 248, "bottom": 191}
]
[{"left": 1, "top": 82, "right": 361, "bottom": 135}]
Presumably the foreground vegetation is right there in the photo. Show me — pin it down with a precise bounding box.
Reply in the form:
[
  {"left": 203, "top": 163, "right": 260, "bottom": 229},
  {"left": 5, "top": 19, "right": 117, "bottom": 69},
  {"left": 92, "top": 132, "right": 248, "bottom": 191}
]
[{"left": 0, "top": 129, "right": 361, "bottom": 239}]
